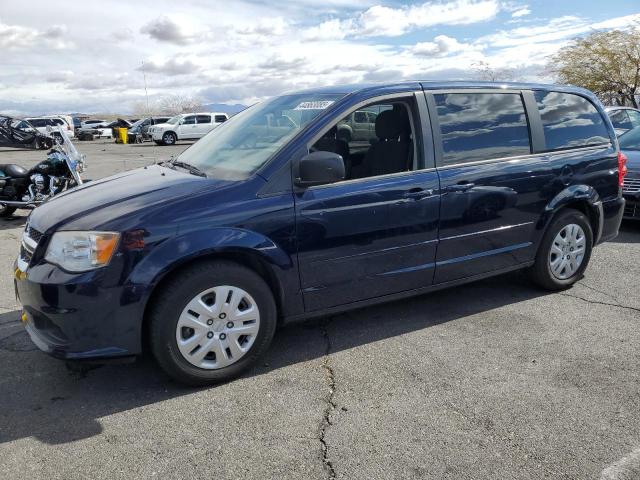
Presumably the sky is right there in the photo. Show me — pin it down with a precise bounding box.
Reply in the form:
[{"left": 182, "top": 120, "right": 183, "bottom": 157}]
[{"left": 1, "top": 0, "right": 639, "bottom": 116}]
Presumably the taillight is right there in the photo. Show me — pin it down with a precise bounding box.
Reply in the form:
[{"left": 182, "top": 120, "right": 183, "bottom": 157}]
[{"left": 618, "top": 151, "right": 628, "bottom": 187}]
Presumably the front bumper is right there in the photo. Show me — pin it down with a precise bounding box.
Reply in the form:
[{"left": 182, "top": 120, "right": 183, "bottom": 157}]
[
  {"left": 15, "top": 260, "right": 147, "bottom": 360},
  {"left": 151, "top": 130, "right": 163, "bottom": 141},
  {"left": 622, "top": 172, "right": 640, "bottom": 220}
]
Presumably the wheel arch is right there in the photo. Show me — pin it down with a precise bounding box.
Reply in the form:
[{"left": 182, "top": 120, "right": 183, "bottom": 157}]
[
  {"left": 161, "top": 130, "right": 178, "bottom": 141},
  {"left": 137, "top": 232, "right": 292, "bottom": 353},
  {"left": 540, "top": 184, "right": 603, "bottom": 244}
]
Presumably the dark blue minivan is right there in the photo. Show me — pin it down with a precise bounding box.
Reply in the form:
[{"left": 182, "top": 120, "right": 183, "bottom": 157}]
[{"left": 15, "top": 82, "right": 627, "bottom": 385}]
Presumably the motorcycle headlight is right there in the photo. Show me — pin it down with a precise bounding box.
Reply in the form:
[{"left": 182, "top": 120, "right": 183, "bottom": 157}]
[{"left": 45, "top": 231, "right": 120, "bottom": 272}]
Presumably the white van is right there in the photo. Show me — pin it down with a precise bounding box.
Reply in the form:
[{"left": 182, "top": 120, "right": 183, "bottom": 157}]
[{"left": 149, "top": 112, "right": 229, "bottom": 145}]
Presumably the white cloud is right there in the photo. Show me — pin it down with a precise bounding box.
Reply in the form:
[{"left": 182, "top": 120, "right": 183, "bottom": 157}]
[
  {"left": 140, "top": 16, "right": 197, "bottom": 45},
  {"left": 411, "top": 35, "right": 476, "bottom": 57},
  {"left": 355, "top": 0, "right": 501, "bottom": 37},
  {"left": 141, "top": 57, "right": 203, "bottom": 76},
  {"left": 303, "top": 0, "right": 501, "bottom": 40},
  {"left": 0, "top": 18, "right": 72, "bottom": 50},
  {"left": 511, "top": 7, "right": 531, "bottom": 18},
  {"left": 236, "top": 17, "right": 288, "bottom": 36},
  {"left": 303, "top": 18, "right": 349, "bottom": 41}
]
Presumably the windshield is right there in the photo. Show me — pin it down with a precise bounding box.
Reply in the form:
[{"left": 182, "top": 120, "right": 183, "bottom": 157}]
[
  {"left": 176, "top": 93, "right": 343, "bottom": 180},
  {"left": 619, "top": 126, "right": 640, "bottom": 150},
  {"left": 166, "top": 115, "right": 182, "bottom": 125},
  {"left": 130, "top": 118, "right": 147, "bottom": 129}
]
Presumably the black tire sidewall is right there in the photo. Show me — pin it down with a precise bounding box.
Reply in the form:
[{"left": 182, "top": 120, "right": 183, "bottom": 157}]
[
  {"left": 0, "top": 205, "right": 17, "bottom": 217},
  {"left": 532, "top": 209, "right": 593, "bottom": 290},
  {"left": 150, "top": 262, "right": 277, "bottom": 385},
  {"left": 163, "top": 132, "right": 175, "bottom": 145}
]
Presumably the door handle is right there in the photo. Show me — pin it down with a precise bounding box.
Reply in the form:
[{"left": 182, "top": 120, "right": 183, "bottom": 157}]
[
  {"left": 403, "top": 188, "right": 433, "bottom": 199},
  {"left": 446, "top": 183, "right": 475, "bottom": 193}
]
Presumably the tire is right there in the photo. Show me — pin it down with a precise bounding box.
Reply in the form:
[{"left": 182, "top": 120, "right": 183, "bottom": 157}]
[
  {"left": 53, "top": 133, "right": 64, "bottom": 145},
  {"left": 0, "top": 205, "right": 17, "bottom": 218},
  {"left": 162, "top": 132, "right": 176, "bottom": 145},
  {"left": 529, "top": 209, "right": 593, "bottom": 290},
  {"left": 149, "top": 261, "right": 277, "bottom": 386}
]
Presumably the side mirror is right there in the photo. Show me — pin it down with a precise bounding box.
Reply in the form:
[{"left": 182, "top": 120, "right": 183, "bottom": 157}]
[{"left": 295, "top": 151, "right": 345, "bottom": 187}]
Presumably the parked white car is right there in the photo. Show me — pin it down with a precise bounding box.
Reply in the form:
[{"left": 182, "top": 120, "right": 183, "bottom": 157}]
[
  {"left": 21, "top": 117, "right": 67, "bottom": 143},
  {"left": 149, "top": 112, "right": 229, "bottom": 145},
  {"left": 80, "top": 119, "right": 109, "bottom": 129},
  {"left": 39, "top": 115, "right": 75, "bottom": 138}
]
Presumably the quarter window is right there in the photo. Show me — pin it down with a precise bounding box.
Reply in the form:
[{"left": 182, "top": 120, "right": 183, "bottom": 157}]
[
  {"left": 608, "top": 109, "right": 632, "bottom": 131},
  {"left": 534, "top": 91, "right": 610, "bottom": 150},
  {"left": 434, "top": 93, "right": 531, "bottom": 165},
  {"left": 214, "top": 115, "right": 227, "bottom": 123},
  {"left": 627, "top": 110, "right": 640, "bottom": 128}
]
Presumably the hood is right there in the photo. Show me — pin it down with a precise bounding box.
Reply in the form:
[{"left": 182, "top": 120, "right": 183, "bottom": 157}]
[
  {"left": 28, "top": 164, "right": 235, "bottom": 233},
  {"left": 623, "top": 149, "right": 640, "bottom": 173}
]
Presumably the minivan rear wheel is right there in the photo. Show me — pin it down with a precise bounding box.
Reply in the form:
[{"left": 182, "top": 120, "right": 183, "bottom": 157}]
[
  {"left": 149, "top": 261, "right": 277, "bottom": 386},
  {"left": 529, "top": 209, "right": 593, "bottom": 290}
]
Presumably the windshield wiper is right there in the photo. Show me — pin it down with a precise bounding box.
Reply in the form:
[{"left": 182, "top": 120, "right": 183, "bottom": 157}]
[{"left": 169, "top": 160, "right": 207, "bottom": 177}]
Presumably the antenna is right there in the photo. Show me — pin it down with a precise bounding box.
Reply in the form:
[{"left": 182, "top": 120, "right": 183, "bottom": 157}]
[{"left": 141, "top": 60, "right": 150, "bottom": 115}]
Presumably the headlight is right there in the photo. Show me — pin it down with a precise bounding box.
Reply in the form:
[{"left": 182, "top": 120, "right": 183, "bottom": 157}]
[{"left": 45, "top": 231, "right": 120, "bottom": 272}]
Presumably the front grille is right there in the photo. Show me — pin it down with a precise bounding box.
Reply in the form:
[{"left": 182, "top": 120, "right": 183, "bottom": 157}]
[
  {"left": 19, "top": 223, "right": 42, "bottom": 267},
  {"left": 624, "top": 202, "right": 640, "bottom": 218},
  {"left": 26, "top": 225, "right": 43, "bottom": 243},
  {"left": 19, "top": 243, "right": 33, "bottom": 263},
  {"left": 623, "top": 176, "right": 640, "bottom": 194}
]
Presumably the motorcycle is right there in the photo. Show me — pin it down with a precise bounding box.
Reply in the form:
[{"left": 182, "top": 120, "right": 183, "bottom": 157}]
[{"left": 0, "top": 126, "right": 85, "bottom": 217}]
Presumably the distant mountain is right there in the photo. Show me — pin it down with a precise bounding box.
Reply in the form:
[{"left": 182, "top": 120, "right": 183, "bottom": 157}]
[{"left": 200, "top": 103, "right": 247, "bottom": 115}]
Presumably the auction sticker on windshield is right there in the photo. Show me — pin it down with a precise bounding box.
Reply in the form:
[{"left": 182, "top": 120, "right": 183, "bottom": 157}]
[{"left": 294, "top": 101, "right": 334, "bottom": 110}]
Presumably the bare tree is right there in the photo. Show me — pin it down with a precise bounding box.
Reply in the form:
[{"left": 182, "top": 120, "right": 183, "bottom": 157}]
[
  {"left": 548, "top": 28, "right": 640, "bottom": 108},
  {"left": 158, "top": 94, "right": 205, "bottom": 115},
  {"left": 130, "top": 100, "right": 152, "bottom": 116},
  {"left": 471, "top": 61, "right": 516, "bottom": 82}
]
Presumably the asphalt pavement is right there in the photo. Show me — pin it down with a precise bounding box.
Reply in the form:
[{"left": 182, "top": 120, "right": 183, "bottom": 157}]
[{"left": 0, "top": 140, "right": 639, "bottom": 479}]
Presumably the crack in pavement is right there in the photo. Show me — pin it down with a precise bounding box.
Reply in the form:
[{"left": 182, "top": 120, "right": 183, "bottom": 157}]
[
  {"left": 318, "top": 318, "right": 337, "bottom": 480},
  {"left": 577, "top": 282, "right": 621, "bottom": 303},
  {"left": 559, "top": 292, "right": 640, "bottom": 314}
]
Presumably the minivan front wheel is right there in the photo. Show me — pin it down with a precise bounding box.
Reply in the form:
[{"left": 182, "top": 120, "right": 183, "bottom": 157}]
[
  {"left": 529, "top": 209, "right": 593, "bottom": 290},
  {"left": 149, "top": 261, "right": 277, "bottom": 385}
]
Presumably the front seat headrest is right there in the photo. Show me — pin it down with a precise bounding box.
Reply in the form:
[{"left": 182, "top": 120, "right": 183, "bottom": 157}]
[
  {"left": 323, "top": 126, "right": 338, "bottom": 139},
  {"left": 375, "top": 108, "right": 410, "bottom": 140}
]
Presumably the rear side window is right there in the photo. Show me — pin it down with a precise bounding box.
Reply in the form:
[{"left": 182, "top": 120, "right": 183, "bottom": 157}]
[
  {"left": 434, "top": 93, "right": 531, "bottom": 165},
  {"left": 534, "top": 91, "right": 610, "bottom": 150},
  {"left": 214, "top": 115, "right": 227, "bottom": 123},
  {"left": 196, "top": 115, "right": 211, "bottom": 124},
  {"left": 28, "top": 119, "right": 49, "bottom": 127}
]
